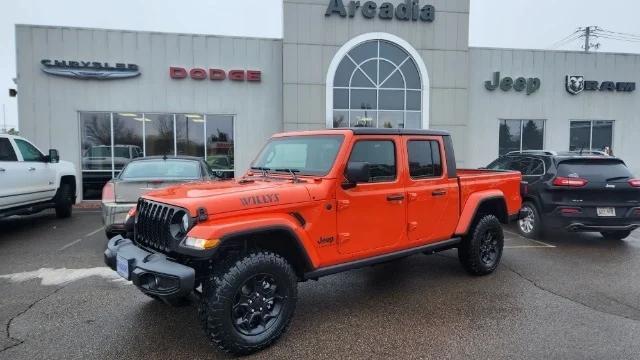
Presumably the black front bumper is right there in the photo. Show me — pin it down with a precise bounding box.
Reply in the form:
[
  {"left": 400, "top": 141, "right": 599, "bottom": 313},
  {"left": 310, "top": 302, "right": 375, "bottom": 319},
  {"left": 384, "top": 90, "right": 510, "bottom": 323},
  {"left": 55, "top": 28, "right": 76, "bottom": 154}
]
[{"left": 104, "top": 236, "right": 195, "bottom": 300}]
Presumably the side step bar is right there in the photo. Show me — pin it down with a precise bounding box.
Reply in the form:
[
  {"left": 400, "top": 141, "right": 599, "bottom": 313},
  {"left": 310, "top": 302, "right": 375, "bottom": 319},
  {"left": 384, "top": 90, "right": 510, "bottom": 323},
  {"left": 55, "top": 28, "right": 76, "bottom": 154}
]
[{"left": 304, "top": 237, "right": 461, "bottom": 280}]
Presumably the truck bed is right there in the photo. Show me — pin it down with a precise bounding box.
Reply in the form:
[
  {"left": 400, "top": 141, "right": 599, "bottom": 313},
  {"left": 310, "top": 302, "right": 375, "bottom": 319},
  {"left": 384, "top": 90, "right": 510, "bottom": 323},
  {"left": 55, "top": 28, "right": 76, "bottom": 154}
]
[{"left": 456, "top": 168, "right": 522, "bottom": 220}]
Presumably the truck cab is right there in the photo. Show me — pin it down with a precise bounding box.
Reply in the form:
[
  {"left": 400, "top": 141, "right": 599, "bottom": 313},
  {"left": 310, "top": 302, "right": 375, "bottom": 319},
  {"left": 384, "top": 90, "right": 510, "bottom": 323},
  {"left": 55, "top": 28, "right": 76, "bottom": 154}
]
[
  {"left": 0, "top": 134, "right": 77, "bottom": 218},
  {"left": 104, "top": 128, "right": 522, "bottom": 355}
]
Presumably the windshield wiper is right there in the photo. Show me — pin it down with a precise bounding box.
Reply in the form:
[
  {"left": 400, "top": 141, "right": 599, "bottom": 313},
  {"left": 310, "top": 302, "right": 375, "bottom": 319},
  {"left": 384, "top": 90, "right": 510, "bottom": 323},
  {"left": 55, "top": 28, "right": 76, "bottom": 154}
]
[
  {"left": 605, "top": 176, "right": 630, "bottom": 182},
  {"left": 250, "top": 166, "right": 271, "bottom": 177},
  {"left": 274, "top": 168, "right": 301, "bottom": 183}
]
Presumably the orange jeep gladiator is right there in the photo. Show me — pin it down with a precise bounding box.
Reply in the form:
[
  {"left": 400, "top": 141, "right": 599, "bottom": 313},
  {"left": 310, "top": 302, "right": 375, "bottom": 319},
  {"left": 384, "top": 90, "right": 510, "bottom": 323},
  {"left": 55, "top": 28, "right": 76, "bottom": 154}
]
[{"left": 104, "top": 128, "right": 522, "bottom": 355}]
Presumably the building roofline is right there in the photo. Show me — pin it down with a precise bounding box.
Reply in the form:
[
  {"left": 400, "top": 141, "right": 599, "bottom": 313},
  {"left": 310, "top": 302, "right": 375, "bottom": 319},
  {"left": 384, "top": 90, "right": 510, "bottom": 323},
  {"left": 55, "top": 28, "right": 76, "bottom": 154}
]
[
  {"left": 470, "top": 46, "right": 640, "bottom": 57},
  {"left": 15, "top": 24, "right": 283, "bottom": 42}
]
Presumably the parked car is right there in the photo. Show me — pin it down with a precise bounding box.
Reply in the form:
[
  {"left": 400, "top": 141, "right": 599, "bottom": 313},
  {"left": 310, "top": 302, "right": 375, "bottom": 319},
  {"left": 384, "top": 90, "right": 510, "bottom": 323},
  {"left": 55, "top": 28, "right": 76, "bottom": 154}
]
[
  {"left": 101, "top": 156, "right": 217, "bottom": 239},
  {"left": 0, "top": 134, "right": 76, "bottom": 218},
  {"left": 104, "top": 128, "right": 522, "bottom": 355},
  {"left": 82, "top": 144, "right": 143, "bottom": 170},
  {"left": 486, "top": 151, "right": 640, "bottom": 240},
  {"left": 206, "top": 154, "right": 234, "bottom": 179}
]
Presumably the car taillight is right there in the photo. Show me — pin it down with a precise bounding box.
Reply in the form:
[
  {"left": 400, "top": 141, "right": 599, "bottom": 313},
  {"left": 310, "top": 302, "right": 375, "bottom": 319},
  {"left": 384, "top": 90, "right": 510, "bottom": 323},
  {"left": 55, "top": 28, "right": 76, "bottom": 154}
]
[
  {"left": 102, "top": 182, "right": 115, "bottom": 203},
  {"left": 629, "top": 179, "right": 640, "bottom": 187},
  {"left": 553, "top": 177, "right": 588, "bottom": 187},
  {"left": 125, "top": 207, "right": 136, "bottom": 222},
  {"left": 559, "top": 207, "right": 582, "bottom": 215}
]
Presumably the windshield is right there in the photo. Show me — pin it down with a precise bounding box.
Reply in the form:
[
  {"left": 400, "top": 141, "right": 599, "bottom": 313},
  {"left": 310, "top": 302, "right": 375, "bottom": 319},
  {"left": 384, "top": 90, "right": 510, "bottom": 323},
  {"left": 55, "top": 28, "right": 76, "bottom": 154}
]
[
  {"left": 252, "top": 135, "right": 344, "bottom": 176},
  {"left": 119, "top": 160, "right": 201, "bottom": 180},
  {"left": 86, "top": 146, "right": 132, "bottom": 158},
  {"left": 557, "top": 159, "right": 632, "bottom": 182}
]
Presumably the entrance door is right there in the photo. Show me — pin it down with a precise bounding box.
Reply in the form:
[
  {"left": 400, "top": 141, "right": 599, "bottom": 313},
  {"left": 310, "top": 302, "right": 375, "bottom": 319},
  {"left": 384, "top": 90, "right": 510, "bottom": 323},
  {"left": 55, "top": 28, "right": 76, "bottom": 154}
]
[
  {"left": 336, "top": 138, "right": 407, "bottom": 255},
  {"left": 405, "top": 138, "right": 459, "bottom": 244}
]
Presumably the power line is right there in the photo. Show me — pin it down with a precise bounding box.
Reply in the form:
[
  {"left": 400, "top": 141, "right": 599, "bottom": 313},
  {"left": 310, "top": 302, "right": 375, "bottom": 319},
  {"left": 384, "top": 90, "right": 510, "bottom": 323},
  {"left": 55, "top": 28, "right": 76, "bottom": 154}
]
[
  {"left": 548, "top": 29, "right": 582, "bottom": 49},
  {"left": 596, "top": 28, "right": 640, "bottom": 40}
]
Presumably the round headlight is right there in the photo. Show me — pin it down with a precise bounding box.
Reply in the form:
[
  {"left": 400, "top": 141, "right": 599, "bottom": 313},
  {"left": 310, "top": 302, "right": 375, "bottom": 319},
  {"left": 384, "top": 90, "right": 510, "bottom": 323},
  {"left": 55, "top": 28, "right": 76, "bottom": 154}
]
[
  {"left": 181, "top": 213, "right": 190, "bottom": 232},
  {"left": 169, "top": 210, "right": 191, "bottom": 240}
]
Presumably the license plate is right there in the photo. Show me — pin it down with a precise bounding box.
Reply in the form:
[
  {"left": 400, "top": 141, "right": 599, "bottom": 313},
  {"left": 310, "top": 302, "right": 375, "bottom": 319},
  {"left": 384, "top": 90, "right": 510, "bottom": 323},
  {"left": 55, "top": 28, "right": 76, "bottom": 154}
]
[
  {"left": 597, "top": 207, "right": 616, "bottom": 217},
  {"left": 116, "top": 256, "right": 130, "bottom": 280}
]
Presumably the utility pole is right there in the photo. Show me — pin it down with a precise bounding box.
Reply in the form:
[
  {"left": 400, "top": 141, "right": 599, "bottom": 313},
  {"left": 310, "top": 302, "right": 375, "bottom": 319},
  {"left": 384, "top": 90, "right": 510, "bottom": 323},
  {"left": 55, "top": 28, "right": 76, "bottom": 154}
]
[
  {"left": 584, "top": 26, "right": 591, "bottom": 52},
  {"left": 582, "top": 26, "right": 600, "bottom": 52}
]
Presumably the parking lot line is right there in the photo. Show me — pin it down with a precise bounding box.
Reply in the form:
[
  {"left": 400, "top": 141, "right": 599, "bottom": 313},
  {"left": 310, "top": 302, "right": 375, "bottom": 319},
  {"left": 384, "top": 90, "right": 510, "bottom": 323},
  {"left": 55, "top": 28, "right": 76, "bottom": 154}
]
[
  {"left": 58, "top": 239, "right": 83, "bottom": 251},
  {"left": 84, "top": 226, "right": 105, "bottom": 238},
  {"left": 504, "top": 229, "right": 556, "bottom": 248}
]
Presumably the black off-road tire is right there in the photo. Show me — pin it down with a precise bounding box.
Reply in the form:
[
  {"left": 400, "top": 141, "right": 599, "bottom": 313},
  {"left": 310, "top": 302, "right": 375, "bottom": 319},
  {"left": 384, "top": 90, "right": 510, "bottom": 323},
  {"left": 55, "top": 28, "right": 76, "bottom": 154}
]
[
  {"left": 517, "top": 201, "right": 542, "bottom": 239},
  {"left": 198, "top": 251, "right": 298, "bottom": 355},
  {"left": 54, "top": 183, "right": 74, "bottom": 219},
  {"left": 458, "top": 214, "right": 504, "bottom": 276},
  {"left": 601, "top": 230, "right": 632, "bottom": 241}
]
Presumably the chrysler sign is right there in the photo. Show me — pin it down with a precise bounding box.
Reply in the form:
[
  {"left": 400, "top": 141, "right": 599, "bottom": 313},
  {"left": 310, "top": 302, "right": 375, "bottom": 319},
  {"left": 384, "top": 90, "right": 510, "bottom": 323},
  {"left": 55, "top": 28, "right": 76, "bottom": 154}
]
[{"left": 40, "top": 59, "right": 140, "bottom": 80}]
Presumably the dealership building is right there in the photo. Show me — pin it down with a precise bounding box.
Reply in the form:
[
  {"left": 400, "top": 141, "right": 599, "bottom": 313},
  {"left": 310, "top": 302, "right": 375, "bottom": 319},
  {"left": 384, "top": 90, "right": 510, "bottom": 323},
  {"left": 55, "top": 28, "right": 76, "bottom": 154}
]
[{"left": 14, "top": 0, "right": 640, "bottom": 200}]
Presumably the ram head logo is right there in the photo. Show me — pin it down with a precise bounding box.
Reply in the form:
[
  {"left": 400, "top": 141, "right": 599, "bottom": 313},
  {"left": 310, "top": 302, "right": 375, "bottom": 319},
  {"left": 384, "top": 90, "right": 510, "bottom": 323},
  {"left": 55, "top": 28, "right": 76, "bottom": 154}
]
[{"left": 566, "top": 75, "right": 585, "bottom": 95}]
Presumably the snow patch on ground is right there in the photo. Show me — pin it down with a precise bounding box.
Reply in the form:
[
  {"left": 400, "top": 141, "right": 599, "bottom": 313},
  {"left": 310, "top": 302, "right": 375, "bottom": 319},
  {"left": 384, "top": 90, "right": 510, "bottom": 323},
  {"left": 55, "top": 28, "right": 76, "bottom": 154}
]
[{"left": 0, "top": 267, "right": 127, "bottom": 286}]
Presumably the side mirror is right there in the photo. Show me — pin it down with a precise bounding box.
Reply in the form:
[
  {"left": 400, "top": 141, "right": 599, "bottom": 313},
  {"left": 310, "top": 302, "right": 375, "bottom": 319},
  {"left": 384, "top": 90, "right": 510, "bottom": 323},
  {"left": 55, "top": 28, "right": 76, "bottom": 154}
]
[
  {"left": 342, "top": 161, "right": 370, "bottom": 189},
  {"left": 48, "top": 149, "right": 60, "bottom": 163}
]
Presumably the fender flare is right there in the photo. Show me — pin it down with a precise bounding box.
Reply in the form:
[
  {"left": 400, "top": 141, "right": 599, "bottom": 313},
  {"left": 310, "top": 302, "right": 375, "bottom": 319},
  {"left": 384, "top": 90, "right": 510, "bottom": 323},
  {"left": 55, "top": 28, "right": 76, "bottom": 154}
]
[
  {"left": 455, "top": 190, "right": 507, "bottom": 236},
  {"left": 187, "top": 214, "right": 318, "bottom": 269}
]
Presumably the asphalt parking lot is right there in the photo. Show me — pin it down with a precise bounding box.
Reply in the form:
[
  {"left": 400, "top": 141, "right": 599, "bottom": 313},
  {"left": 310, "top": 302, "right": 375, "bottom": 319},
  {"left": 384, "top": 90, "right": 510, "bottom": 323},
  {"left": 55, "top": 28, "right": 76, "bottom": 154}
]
[{"left": 1, "top": 209, "right": 640, "bottom": 360}]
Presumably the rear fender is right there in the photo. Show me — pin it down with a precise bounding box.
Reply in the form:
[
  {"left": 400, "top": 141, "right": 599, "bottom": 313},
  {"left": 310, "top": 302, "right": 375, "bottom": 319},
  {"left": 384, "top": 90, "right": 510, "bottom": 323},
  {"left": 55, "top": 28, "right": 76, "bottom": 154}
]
[
  {"left": 186, "top": 213, "right": 318, "bottom": 268},
  {"left": 455, "top": 190, "right": 506, "bottom": 235}
]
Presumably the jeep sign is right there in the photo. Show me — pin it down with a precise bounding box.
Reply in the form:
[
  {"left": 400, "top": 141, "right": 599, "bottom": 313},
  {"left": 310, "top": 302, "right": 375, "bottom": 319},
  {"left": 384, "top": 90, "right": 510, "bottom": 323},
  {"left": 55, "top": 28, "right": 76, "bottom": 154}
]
[{"left": 485, "top": 72, "right": 541, "bottom": 95}]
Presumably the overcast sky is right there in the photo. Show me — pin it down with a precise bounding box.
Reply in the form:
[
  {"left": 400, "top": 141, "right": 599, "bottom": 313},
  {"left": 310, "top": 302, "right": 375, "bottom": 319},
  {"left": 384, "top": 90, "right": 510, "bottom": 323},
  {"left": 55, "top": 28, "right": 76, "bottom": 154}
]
[{"left": 2, "top": 0, "right": 640, "bottom": 130}]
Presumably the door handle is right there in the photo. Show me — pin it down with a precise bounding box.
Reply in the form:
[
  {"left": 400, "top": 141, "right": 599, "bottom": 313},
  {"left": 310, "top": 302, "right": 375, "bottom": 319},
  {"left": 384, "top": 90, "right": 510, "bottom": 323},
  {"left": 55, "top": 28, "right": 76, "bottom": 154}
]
[
  {"left": 431, "top": 189, "right": 447, "bottom": 197},
  {"left": 0, "top": 167, "right": 5, "bottom": 172},
  {"left": 28, "top": 167, "right": 36, "bottom": 171},
  {"left": 386, "top": 194, "right": 405, "bottom": 201}
]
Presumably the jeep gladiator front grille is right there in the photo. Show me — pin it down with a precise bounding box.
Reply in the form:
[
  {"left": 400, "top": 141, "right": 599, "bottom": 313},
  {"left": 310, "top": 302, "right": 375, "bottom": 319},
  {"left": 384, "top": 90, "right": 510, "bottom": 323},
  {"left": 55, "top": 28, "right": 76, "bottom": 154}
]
[{"left": 135, "top": 199, "right": 178, "bottom": 253}]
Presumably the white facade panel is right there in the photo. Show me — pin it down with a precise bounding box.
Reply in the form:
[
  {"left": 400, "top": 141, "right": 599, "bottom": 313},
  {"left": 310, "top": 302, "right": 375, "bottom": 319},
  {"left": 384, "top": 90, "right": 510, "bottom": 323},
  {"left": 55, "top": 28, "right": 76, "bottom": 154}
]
[{"left": 468, "top": 47, "right": 640, "bottom": 175}]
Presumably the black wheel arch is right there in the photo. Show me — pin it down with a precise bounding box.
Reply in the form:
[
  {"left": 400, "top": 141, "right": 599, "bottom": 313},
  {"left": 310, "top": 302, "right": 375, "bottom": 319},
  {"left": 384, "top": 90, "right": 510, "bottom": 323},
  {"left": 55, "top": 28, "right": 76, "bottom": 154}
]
[
  {"left": 474, "top": 196, "right": 509, "bottom": 224},
  {"left": 217, "top": 226, "right": 314, "bottom": 279},
  {"left": 57, "top": 175, "right": 77, "bottom": 201}
]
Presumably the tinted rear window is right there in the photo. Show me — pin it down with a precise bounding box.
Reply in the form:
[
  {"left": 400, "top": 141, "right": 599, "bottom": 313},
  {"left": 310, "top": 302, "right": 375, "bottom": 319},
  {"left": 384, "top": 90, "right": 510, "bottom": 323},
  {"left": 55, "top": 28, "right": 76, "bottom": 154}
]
[
  {"left": 120, "top": 160, "right": 201, "bottom": 180},
  {"left": 557, "top": 160, "right": 632, "bottom": 182}
]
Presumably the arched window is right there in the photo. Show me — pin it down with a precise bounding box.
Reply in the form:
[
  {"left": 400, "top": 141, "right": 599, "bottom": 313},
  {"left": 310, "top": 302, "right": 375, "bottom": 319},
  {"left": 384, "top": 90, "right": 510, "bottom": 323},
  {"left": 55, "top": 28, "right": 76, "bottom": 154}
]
[{"left": 331, "top": 39, "right": 422, "bottom": 129}]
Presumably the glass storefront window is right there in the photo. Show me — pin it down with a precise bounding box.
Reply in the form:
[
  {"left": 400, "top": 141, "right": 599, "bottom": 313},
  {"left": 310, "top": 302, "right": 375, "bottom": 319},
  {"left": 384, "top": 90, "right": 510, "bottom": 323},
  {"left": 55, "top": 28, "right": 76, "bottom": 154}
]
[
  {"left": 205, "top": 115, "right": 234, "bottom": 176},
  {"left": 332, "top": 39, "right": 422, "bottom": 128},
  {"left": 112, "top": 113, "right": 143, "bottom": 171},
  {"left": 145, "top": 113, "right": 175, "bottom": 156},
  {"left": 499, "top": 119, "right": 545, "bottom": 155},
  {"left": 80, "top": 112, "right": 112, "bottom": 200},
  {"left": 79, "top": 112, "right": 235, "bottom": 199},
  {"left": 176, "top": 114, "right": 205, "bottom": 157},
  {"left": 569, "top": 120, "right": 614, "bottom": 153}
]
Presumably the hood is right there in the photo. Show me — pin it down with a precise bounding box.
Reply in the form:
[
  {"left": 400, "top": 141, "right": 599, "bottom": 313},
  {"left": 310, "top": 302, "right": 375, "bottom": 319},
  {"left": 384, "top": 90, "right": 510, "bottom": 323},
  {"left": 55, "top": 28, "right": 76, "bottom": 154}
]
[{"left": 142, "top": 178, "right": 313, "bottom": 215}]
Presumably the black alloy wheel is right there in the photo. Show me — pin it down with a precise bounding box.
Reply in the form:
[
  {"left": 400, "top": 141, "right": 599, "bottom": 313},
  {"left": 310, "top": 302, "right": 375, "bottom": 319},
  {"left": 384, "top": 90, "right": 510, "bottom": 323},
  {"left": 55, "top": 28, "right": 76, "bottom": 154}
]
[
  {"left": 232, "top": 274, "right": 284, "bottom": 336},
  {"left": 479, "top": 228, "right": 500, "bottom": 266}
]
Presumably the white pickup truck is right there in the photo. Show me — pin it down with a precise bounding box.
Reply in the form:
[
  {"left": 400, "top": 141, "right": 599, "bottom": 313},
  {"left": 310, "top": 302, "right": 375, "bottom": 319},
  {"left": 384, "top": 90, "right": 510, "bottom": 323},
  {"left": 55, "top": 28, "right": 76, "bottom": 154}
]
[{"left": 0, "top": 134, "right": 77, "bottom": 218}]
